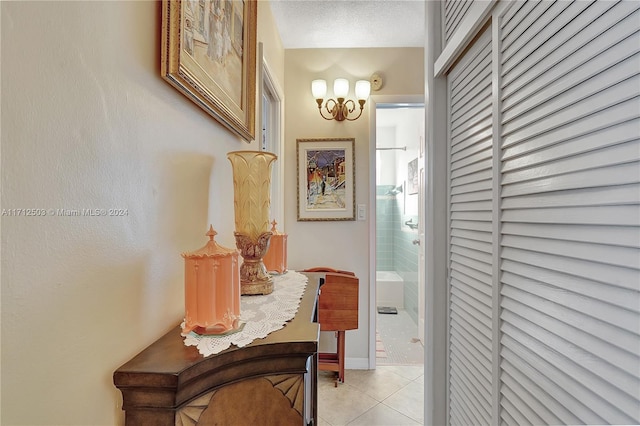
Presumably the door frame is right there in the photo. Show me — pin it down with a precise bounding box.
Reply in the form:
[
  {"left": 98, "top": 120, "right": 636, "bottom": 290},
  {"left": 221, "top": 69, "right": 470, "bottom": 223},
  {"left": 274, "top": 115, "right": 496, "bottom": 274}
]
[
  {"left": 257, "top": 43, "right": 285, "bottom": 227},
  {"left": 368, "top": 94, "right": 425, "bottom": 369}
]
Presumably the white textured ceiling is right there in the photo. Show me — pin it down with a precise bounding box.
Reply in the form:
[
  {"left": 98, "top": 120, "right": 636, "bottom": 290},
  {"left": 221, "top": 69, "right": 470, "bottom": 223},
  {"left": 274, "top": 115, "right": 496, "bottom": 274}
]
[{"left": 269, "top": 0, "right": 425, "bottom": 49}]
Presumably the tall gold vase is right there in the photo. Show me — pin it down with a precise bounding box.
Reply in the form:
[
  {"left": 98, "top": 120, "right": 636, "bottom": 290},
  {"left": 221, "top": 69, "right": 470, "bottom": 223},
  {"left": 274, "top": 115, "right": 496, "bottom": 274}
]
[{"left": 227, "top": 151, "right": 277, "bottom": 295}]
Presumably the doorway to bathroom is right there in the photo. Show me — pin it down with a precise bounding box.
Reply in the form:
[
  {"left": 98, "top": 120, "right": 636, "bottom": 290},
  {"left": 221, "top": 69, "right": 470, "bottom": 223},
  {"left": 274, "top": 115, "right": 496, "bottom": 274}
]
[{"left": 373, "top": 101, "right": 425, "bottom": 366}]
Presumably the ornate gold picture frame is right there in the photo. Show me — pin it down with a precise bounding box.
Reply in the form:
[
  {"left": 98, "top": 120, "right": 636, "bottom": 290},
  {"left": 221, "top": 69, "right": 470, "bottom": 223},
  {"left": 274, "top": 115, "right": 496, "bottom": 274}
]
[
  {"left": 297, "top": 138, "right": 356, "bottom": 221},
  {"left": 161, "top": 0, "right": 257, "bottom": 142}
]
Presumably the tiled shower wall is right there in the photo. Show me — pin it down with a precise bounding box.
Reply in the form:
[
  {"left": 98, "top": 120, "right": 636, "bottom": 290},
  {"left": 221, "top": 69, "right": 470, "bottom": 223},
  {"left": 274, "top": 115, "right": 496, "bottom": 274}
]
[
  {"left": 376, "top": 185, "right": 420, "bottom": 324},
  {"left": 376, "top": 186, "right": 397, "bottom": 270}
]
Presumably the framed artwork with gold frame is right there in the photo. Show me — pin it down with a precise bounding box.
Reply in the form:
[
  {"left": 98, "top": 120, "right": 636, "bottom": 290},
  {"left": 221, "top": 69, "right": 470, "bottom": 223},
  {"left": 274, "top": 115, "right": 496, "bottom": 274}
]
[
  {"left": 297, "top": 138, "right": 355, "bottom": 221},
  {"left": 161, "top": 0, "right": 256, "bottom": 142}
]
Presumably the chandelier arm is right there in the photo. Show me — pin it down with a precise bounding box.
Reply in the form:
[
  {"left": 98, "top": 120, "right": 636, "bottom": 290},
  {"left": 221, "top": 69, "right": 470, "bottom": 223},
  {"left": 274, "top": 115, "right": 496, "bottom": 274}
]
[
  {"left": 325, "top": 99, "right": 337, "bottom": 115},
  {"left": 345, "top": 100, "right": 366, "bottom": 121},
  {"left": 344, "top": 99, "right": 356, "bottom": 114},
  {"left": 317, "top": 99, "right": 336, "bottom": 120}
]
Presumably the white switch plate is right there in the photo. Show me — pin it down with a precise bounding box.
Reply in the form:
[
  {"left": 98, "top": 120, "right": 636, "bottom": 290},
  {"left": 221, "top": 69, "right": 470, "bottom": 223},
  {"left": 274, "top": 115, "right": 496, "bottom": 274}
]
[{"left": 357, "top": 204, "right": 366, "bottom": 220}]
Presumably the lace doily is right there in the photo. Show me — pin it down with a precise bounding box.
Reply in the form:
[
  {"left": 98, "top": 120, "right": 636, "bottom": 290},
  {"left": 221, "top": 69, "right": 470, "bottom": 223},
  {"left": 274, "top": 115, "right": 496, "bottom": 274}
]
[{"left": 181, "top": 271, "right": 309, "bottom": 357}]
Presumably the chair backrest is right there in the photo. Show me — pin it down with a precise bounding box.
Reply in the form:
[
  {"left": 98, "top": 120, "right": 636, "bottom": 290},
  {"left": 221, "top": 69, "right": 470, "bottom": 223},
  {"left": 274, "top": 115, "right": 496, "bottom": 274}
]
[
  {"left": 302, "top": 266, "right": 356, "bottom": 276},
  {"left": 317, "top": 272, "right": 359, "bottom": 331}
]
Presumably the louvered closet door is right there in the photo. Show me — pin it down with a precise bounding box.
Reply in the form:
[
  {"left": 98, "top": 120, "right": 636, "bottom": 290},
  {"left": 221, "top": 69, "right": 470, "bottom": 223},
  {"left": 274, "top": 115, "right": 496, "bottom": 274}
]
[
  {"left": 445, "top": 0, "right": 473, "bottom": 44},
  {"left": 447, "top": 26, "right": 493, "bottom": 426},
  {"left": 499, "top": 1, "right": 640, "bottom": 424}
]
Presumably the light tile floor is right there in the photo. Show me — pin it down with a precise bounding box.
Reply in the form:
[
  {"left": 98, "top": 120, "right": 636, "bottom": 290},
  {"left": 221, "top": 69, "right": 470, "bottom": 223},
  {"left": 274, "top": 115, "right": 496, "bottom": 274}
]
[
  {"left": 376, "top": 310, "right": 424, "bottom": 365},
  {"left": 317, "top": 366, "right": 424, "bottom": 425},
  {"left": 317, "top": 311, "right": 425, "bottom": 425}
]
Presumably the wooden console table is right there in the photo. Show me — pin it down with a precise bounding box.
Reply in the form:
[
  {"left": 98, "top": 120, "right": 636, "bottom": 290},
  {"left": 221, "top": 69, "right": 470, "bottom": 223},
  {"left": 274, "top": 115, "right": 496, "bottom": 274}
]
[{"left": 114, "top": 276, "right": 320, "bottom": 426}]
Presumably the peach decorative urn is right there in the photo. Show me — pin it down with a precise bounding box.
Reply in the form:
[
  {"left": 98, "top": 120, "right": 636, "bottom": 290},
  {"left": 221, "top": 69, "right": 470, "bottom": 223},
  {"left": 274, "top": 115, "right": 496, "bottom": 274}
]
[
  {"left": 227, "top": 150, "right": 278, "bottom": 295},
  {"left": 181, "top": 225, "right": 241, "bottom": 335},
  {"left": 263, "top": 220, "right": 288, "bottom": 274}
]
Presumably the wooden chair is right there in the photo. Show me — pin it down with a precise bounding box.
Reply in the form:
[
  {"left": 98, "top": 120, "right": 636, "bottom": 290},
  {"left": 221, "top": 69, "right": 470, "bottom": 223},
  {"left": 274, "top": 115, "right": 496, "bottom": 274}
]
[{"left": 302, "top": 267, "right": 359, "bottom": 386}]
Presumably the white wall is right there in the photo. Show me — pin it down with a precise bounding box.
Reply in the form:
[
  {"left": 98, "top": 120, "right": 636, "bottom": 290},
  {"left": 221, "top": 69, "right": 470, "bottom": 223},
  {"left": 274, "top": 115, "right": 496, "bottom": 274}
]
[
  {"left": 0, "top": 1, "right": 284, "bottom": 424},
  {"left": 377, "top": 107, "right": 424, "bottom": 216},
  {"left": 283, "top": 47, "right": 423, "bottom": 365},
  {"left": 375, "top": 126, "right": 397, "bottom": 186}
]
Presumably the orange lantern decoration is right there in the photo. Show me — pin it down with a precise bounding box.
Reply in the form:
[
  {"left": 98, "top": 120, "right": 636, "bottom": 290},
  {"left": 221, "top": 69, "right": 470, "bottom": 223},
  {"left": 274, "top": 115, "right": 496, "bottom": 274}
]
[
  {"left": 181, "top": 225, "right": 241, "bottom": 335},
  {"left": 263, "top": 220, "right": 288, "bottom": 274}
]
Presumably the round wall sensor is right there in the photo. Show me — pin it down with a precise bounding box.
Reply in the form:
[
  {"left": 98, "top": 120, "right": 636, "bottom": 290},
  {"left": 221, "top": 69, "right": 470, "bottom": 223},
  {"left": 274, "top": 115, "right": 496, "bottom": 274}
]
[{"left": 370, "top": 73, "right": 383, "bottom": 91}]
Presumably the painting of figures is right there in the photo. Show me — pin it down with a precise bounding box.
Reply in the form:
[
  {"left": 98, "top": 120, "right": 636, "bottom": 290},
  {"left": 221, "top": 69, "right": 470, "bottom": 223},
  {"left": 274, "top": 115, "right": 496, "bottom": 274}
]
[
  {"left": 183, "top": 0, "right": 243, "bottom": 105},
  {"left": 162, "top": 0, "right": 256, "bottom": 142}
]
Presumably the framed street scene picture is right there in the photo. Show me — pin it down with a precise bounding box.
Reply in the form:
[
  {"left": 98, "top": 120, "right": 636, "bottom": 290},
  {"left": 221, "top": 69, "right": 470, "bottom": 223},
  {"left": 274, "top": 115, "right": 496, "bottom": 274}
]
[{"left": 297, "top": 138, "right": 355, "bottom": 221}]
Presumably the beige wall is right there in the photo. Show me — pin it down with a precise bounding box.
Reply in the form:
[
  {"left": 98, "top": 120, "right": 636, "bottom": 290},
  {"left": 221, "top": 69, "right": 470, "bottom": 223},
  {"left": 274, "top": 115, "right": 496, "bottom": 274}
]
[
  {"left": 0, "top": 1, "right": 283, "bottom": 424},
  {"left": 283, "top": 48, "right": 424, "bottom": 363}
]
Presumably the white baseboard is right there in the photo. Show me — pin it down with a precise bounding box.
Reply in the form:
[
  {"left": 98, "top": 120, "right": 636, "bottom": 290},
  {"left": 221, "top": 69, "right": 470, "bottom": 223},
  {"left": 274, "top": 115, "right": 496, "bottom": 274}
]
[{"left": 345, "top": 357, "right": 370, "bottom": 370}]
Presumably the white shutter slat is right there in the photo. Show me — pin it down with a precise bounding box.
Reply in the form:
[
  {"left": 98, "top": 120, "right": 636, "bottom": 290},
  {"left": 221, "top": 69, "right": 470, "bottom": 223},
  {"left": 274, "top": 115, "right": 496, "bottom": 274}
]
[
  {"left": 443, "top": 0, "right": 640, "bottom": 424},
  {"left": 501, "top": 247, "right": 638, "bottom": 290},
  {"left": 450, "top": 219, "right": 492, "bottom": 233},
  {"left": 450, "top": 333, "right": 492, "bottom": 382},
  {"left": 451, "top": 245, "right": 492, "bottom": 269},
  {"left": 448, "top": 24, "right": 493, "bottom": 426},
  {"left": 450, "top": 376, "right": 490, "bottom": 425},
  {"left": 451, "top": 124, "right": 492, "bottom": 154},
  {"left": 500, "top": 260, "right": 640, "bottom": 312},
  {"left": 502, "top": 282, "right": 640, "bottom": 363},
  {"left": 501, "top": 205, "right": 640, "bottom": 227},
  {"left": 451, "top": 156, "right": 492, "bottom": 179},
  {"left": 502, "top": 95, "right": 639, "bottom": 150},
  {"left": 451, "top": 236, "right": 492, "bottom": 255},
  {"left": 452, "top": 57, "right": 492, "bottom": 112},
  {"left": 450, "top": 178, "right": 492, "bottom": 196},
  {"left": 502, "top": 234, "right": 640, "bottom": 269},
  {"left": 502, "top": 75, "right": 640, "bottom": 139},
  {"left": 451, "top": 259, "right": 492, "bottom": 287},
  {"left": 451, "top": 270, "right": 492, "bottom": 306},
  {"left": 500, "top": 410, "right": 516, "bottom": 426},
  {"left": 501, "top": 161, "right": 640, "bottom": 198},
  {"left": 450, "top": 325, "right": 491, "bottom": 381},
  {"left": 450, "top": 403, "right": 474, "bottom": 426},
  {"left": 451, "top": 97, "right": 492, "bottom": 138},
  {"left": 451, "top": 210, "right": 492, "bottom": 222},
  {"left": 502, "top": 323, "right": 610, "bottom": 425},
  {"left": 502, "top": 1, "right": 614, "bottom": 83},
  {"left": 451, "top": 38, "right": 491, "bottom": 102},
  {"left": 500, "top": 380, "right": 546, "bottom": 426},
  {"left": 445, "top": 0, "right": 473, "bottom": 43},
  {"left": 500, "top": 355, "right": 581, "bottom": 425},
  {"left": 450, "top": 200, "right": 493, "bottom": 212},
  {"left": 445, "top": 0, "right": 464, "bottom": 28},
  {"left": 451, "top": 137, "right": 492, "bottom": 168},
  {"left": 451, "top": 189, "right": 492, "bottom": 204},
  {"left": 450, "top": 369, "right": 491, "bottom": 419},
  {"left": 451, "top": 253, "right": 492, "bottom": 281},
  {"left": 500, "top": 0, "right": 532, "bottom": 40},
  {"left": 501, "top": 314, "right": 639, "bottom": 423},
  {"left": 451, "top": 284, "right": 493, "bottom": 321},
  {"left": 499, "top": 5, "right": 640, "bottom": 416},
  {"left": 502, "top": 119, "right": 639, "bottom": 167},
  {"left": 501, "top": 221, "right": 640, "bottom": 248},
  {"left": 451, "top": 227, "right": 493, "bottom": 243},
  {"left": 503, "top": 31, "right": 640, "bottom": 120},
  {"left": 451, "top": 268, "right": 492, "bottom": 297},
  {"left": 501, "top": 0, "right": 574, "bottom": 67},
  {"left": 502, "top": 2, "right": 639, "bottom": 99},
  {"left": 502, "top": 140, "right": 640, "bottom": 186},
  {"left": 502, "top": 270, "right": 639, "bottom": 337},
  {"left": 451, "top": 168, "right": 493, "bottom": 188}
]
